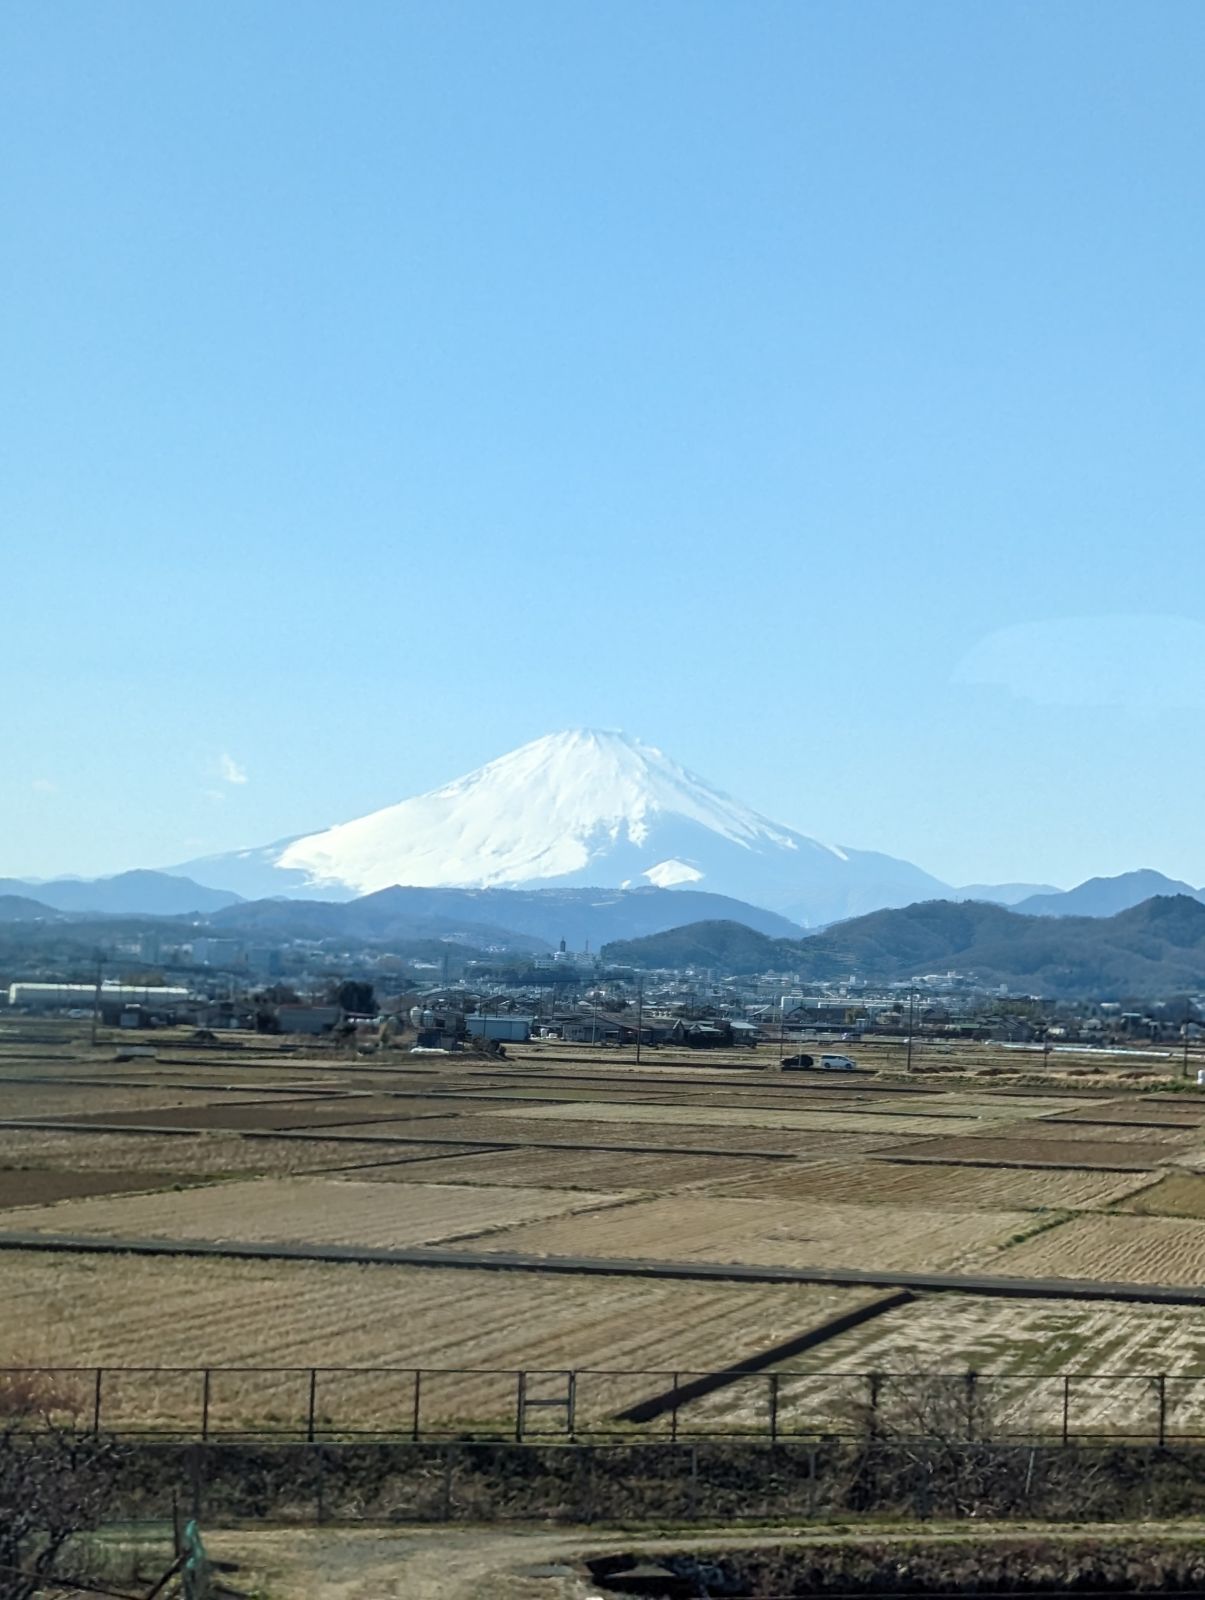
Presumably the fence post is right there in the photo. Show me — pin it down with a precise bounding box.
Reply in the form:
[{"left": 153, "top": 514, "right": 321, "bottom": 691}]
[
  {"left": 965, "top": 1369, "right": 978, "bottom": 1442},
  {"left": 581, "top": 1444, "right": 595, "bottom": 1525},
  {"left": 92, "top": 1368, "right": 103, "bottom": 1437},
  {"left": 306, "top": 1368, "right": 318, "bottom": 1443},
  {"left": 516, "top": 1371, "right": 526, "bottom": 1443},
  {"left": 190, "top": 1443, "right": 203, "bottom": 1522},
  {"left": 867, "top": 1371, "right": 882, "bottom": 1437},
  {"left": 1061, "top": 1375, "right": 1071, "bottom": 1446},
  {"left": 200, "top": 1369, "right": 211, "bottom": 1443},
  {"left": 567, "top": 1370, "right": 578, "bottom": 1438},
  {"left": 768, "top": 1373, "right": 779, "bottom": 1444},
  {"left": 688, "top": 1443, "right": 698, "bottom": 1520},
  {"left": 442, "top": 1444, "right": 454, "bottom": 1522},
  {"left": 412, "top": 1370, "right": 422, "bottom": 1442},
  {"left": 671, "top": 1373, "right": 680, "bottom": 1443},
  {"left": 1157, "top": 1374, "right": 1167, "bottom": 1447}
]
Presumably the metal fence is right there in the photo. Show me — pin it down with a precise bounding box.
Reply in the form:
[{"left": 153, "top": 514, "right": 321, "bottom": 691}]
[{"left": 5, "top": 1363, "right": 1205, "bottom": 1446}]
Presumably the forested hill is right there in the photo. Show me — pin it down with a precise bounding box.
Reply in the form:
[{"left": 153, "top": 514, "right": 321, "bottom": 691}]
[{"left": 601, "top": 895, "right": 1205, "bottom": 997}]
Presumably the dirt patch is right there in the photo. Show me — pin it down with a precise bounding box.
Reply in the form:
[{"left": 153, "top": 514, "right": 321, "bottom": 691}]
[{"left": 0, "top": 1167, "right": 194, "bottom": 1209}]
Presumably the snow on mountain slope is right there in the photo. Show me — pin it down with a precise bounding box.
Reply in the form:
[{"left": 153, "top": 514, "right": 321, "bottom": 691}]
[{"left": 172, "top": 730, "right": 950, "bottom": 926}]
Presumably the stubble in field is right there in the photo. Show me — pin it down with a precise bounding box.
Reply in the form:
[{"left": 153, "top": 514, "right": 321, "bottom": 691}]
[{"left": 458, "top": 1193, "right": 1032, "bottom": 1274}]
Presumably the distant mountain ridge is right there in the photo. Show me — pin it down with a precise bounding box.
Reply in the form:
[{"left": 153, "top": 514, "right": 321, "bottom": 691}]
[
  {"left": 604, "top": 894, "right": 1205, "bottom": 997},
  {"left": 211, "top": 883, "right": 804, "bottom": 949},
  {"left": 0, "top": 871, "right": 240, "bottom": 916},
  {"left": 1014, "top": 870, "right": 1204, "bottom": 918},
  {"left": 0, "top": 894, "right": 58, "bottom": 922}
]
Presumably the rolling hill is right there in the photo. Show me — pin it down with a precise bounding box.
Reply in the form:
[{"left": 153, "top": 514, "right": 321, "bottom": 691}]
[{"left": 603, "top": 896, "right": 1205, "bottom": 997}]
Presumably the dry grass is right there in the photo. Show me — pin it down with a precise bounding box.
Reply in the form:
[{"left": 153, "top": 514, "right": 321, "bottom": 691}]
[
  {"left": 0, "top": 1128, "right": 490, "bottom": 1177},
  {"left": 683, "top": 1294, "right": 1205, "bottom": 1438},
  {"left": 878, "top": 1135, "right": 1171, "bottom": 1169},
  {"left": 1115, "top": 1171, "right": 1205, "bottom": 1218},
  {"left": 0, "top": 1250, "right": 862, "bottom": 1428},
  {"left": 498, "top": 1100, "right": 993, "bottom": 1137},
  {"left": 997, "top": 1213, "right": 1205, "bottom": 1286},
  {"left": 460, "top": 1193, "right": 1032, "bottom": 1274},
  {"left": 712, "top": 1159, "right": 1152, "bottom": 1211},
  {"left": 0, "top": 1084, "right": 266, "bottom": 1118},
  {"left": 1018, "top": 1119, "right": 1203, "bottom": 1146},
  {"left": 56, "top": 1094, "right": 456, "bottom": 1132},
  {"left": 11, "top": 1175, "right": 630, "bottom": 1249},
  {"left": 345, "top": 1146, "right": 768, "bottom": 1191},
  {"left": 344, "top": 1113, "right": 887, "bottom": 1155}
]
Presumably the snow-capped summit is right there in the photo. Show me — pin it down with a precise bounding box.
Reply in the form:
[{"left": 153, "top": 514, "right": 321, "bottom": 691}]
[{"left": 171, "top": 728, "right": 950, "bottom": 925}]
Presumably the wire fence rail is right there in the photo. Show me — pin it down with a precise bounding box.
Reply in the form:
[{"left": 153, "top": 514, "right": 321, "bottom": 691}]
[{"left": 4, "top": 1363, "right": 1205, "bottom": 1447}]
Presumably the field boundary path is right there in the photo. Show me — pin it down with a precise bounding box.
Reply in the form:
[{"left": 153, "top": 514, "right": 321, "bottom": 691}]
[{"left": 4, "top": 1228, "right": 1205, "bottom": 1306}]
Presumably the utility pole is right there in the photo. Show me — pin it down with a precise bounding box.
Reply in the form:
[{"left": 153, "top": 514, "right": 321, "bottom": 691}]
[
  {"left": 635, "top": 980, "right": 644, "bottom": 1065},
  {"left": 905, "top": 987, "right": 917, "bottom": 1074},
  {"left": 1184, "top": 1000, "right": 1193, "bottom": 1081},
  {"left": 777, "top": 995, "right": 787, "bottom": 1071},
  {"left": 90, "top": 952, "right": 103, "bottom": 1048}
]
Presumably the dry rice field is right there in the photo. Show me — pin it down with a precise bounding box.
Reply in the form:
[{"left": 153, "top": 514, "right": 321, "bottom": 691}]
[
  {"left": 10, "top": 1175, "right": 631, "bottom": 1250},
  {"left": 0, "top": 1083, "right": 276, "bottom": 1118},
  {"left": 3, "top": 1031, "right": 1205, "bottom": 1440},
  {"left": 495, "top": 1100, "right": 994, "bottom": 1137},
  {"left": 331, "top": 1113, "right": 885, "bottom": 1155},
  {"left": 343, "top": 1146, "right": 767, "bottom": 1190},
  {"left": 0, "top": 1127, "right": 493, "bottom": 1177},
  {"left": 0, "top": 1250, "right": 862, "bottom": 1430},
  {"left": 459, "top": 1192, "right": 1033, "bottom": 1274},
  {"left": 879, "top": 1134, "right": 1174, "bottom": 1169},
  {"left": 1115, "top": 1171, "right": 1205, "bottom": 1218},
  {"left": 684, "top": 1294, "right": 1205, "bottom": 1439},
  {"left": 996, "top": 1212, "right": 1205, "bottom": 1286},
  {"left": 711, "top": 1158, "right": 1152, "bottom": 1211}
]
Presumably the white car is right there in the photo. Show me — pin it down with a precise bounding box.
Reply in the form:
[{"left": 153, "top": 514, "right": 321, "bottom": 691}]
[{"left": 820, "top": 1053, "right": 857, "bottom": 1072}]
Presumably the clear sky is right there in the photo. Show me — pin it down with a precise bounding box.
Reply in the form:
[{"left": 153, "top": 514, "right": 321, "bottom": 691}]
[{"left": 4, "top": 1, "right": 1205, "bottom": 890}]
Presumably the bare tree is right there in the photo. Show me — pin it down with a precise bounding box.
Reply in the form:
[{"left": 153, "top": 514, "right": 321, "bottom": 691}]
[{"left": 0, "top": 1374, "right": 128, "bottom": 1600}]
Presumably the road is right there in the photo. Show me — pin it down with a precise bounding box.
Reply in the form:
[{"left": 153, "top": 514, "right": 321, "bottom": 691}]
[{"left": 0, "top": 1227, "right": 1200, "bottom": 1306}]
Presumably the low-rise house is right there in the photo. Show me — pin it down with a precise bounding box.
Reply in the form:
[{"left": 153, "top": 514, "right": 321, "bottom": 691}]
[{"left": 277, "top": 1004, "right": 342, "bottom": 1036}]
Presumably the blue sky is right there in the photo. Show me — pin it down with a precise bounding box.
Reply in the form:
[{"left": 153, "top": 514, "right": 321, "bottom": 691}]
[{"left": 4, "top": 1, "right": 1205, "bottom": 889}]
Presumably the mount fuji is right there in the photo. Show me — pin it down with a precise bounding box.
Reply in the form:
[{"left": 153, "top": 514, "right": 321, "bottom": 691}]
[{"left": 171, "top": 729, "right": 950, "bottom": 926}]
